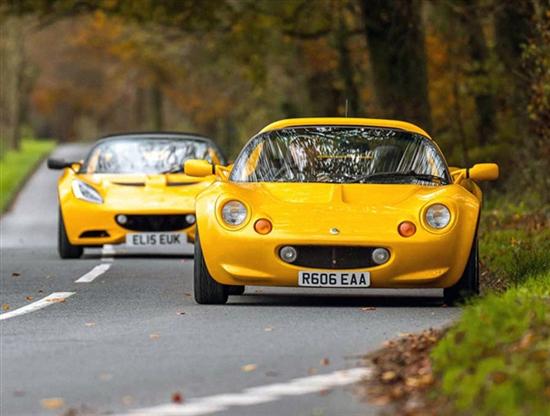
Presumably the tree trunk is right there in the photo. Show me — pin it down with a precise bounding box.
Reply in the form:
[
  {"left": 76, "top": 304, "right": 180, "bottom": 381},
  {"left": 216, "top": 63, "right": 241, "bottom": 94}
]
[
  {"left": 494, "top": 0, "right": 534, "bottom": 127},
  {"left": 452, "top": 0, "right": 496, "bottom": 146},
  {"left": 0, "top": 17, "right": 26, "bottom": 155},
  {"left": 151, "top": 83, "right": 164, "bottom": 130},
  {"left": 361, "top": 0, "right": 432, "bottom": 131},
  {"left": 334, "top": 7, "right": 360, "bottom": 116}
]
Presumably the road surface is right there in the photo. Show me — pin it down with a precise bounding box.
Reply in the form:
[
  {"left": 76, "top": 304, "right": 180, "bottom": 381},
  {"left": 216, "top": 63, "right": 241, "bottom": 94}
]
[{"left": 1, "top": 144, "right": 460, "bottom": 416}]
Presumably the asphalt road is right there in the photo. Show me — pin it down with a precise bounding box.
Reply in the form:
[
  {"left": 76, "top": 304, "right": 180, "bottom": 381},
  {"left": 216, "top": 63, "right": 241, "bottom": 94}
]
[{"left": 1, "top": 144, "right": 460, "bottom": 416}]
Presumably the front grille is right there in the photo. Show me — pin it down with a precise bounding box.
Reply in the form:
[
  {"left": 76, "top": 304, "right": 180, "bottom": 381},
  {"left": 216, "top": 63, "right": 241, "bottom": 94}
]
[
  {"left": 116, "top": 215, "right": 193, "bottom": 232},
  {"left": 289, "top": 245, "right": 379, "bottom": 269}
]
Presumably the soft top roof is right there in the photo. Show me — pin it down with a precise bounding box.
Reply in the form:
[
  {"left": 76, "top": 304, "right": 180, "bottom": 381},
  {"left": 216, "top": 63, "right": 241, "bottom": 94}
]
[{"left": 259, "top": 118, "right": 431, "bottom": 139}]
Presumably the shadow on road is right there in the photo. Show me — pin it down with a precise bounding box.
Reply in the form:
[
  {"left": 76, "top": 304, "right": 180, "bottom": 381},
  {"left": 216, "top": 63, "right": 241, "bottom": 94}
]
[{"left": 229, "top": 292, "right": 448, "bottom": 308}]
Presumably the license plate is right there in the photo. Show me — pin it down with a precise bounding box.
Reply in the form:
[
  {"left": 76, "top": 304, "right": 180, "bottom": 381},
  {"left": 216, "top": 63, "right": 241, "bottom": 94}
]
[
  {"left": 298, "top": 271, "right": 371, "bottom": 288},
  {"left": 126, "top": 232, "right": 185, "bottom": 247}
]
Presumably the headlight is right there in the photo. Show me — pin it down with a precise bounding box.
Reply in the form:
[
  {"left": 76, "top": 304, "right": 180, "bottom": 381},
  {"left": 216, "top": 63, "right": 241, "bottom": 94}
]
[
  {"left": 221, "top": 201, "right": 247, "bottom": 226},
  {"left": 72, "top": 180, "right": 103, "bottom": 204},
  {"left": 425, "top": 204, "right": 451, "bottom": 229}
]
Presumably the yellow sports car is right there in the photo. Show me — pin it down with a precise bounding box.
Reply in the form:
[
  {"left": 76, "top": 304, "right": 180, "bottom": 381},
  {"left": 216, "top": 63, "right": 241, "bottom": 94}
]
[
  {"left": 185, "top": 118, "right": 498, "bottom": 305},
  {"left": 48, "top": 132, "right": 225, "bottom": 259}
]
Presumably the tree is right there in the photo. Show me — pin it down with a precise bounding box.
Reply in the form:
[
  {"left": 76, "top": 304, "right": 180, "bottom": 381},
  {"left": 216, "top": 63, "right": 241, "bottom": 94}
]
[{"left": 361, "top": 0, "right": 432, "bottom": 130}]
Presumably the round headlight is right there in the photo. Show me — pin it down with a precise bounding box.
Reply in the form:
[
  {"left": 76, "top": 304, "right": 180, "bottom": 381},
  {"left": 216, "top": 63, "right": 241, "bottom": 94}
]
[
  {"left": 372, "top": 248, "right": 390, "bottom": 265},
  {"left": 185, "top": 214, "right": 196, "bottom": 224},
  {"left": 221, "top": 201, "right": 247, "bottom": 226},
  {"left": 279, "top": 246, "right": 297, "bottom": 263},
  {"left": 425, "top": 204, "right": 451, "bottom": 229}
]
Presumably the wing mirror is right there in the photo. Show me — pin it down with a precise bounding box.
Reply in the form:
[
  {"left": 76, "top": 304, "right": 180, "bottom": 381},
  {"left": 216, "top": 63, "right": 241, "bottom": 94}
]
[
  {"left": 468, "top": 163, "right": 499, "bottom": 181},
  {"left": 452, "top": 163, "right": 499, "bottom": 182},
  {"left": 47, "top": 158, "right": 80, "bottom": 171},
  {"left": 184, "top": 159, "right": 215, "bottom": 177}
]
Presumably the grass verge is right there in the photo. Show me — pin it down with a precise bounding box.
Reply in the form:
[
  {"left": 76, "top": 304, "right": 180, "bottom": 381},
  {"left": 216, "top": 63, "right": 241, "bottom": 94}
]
[
  {"left": 0, "top": 138, "right": 56, "bottom": 213},
  {"left": 430, "top": 272, "right": 550, "bottom": 416}
]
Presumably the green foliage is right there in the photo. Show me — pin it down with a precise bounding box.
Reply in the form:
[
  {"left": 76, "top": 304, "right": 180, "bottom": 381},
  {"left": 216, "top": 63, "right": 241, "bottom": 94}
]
[
  {"left": 0, "top": 138, "right": 56, "bottom": 212},
  {"left": 479, "top": 194, "right": 550, "bottom": 288},
  {"left": 431, "top": 271, "right": 550, "bottom": 416}
]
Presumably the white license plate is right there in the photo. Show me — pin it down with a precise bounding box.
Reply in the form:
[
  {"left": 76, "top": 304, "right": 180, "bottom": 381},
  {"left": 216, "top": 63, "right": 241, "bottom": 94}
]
[
  {"left": 126, "top": 232, "right": 185, "bottom": 247},
  {"left": 298, "top": 271, "right": 371, "bottom": 288}
]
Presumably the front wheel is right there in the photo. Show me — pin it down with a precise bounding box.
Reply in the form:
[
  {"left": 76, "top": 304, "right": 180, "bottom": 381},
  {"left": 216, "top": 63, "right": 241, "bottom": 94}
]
[
  {"left": 194, "top": 231, "right": 228, "bottom": 304},
  {"left": 443, "top": 237, "right": 479, "bottom": 305},
  {"left": 58, "top": 209, "right": 83, "bottom": 259}
]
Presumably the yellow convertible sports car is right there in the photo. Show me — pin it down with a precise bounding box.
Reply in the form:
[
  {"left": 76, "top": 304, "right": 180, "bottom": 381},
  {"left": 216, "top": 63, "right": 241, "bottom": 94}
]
[
  {"left": 185, "top": 118, "right": 498, "bottom": 305},
  {"left": 48, "top": 132, "right": 225, "bottom": 259}
]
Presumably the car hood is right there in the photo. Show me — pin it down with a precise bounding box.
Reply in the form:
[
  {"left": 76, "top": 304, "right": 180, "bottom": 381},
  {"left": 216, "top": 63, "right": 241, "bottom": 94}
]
[
  {"left": 79, "top": 173, "right": 213, "bottom": 209},
  {"left": 230, "top": 182, "right": 446, "bottom": 207},
  {"left": 214, "top": 182, "right": 477, "bottom": 238}
]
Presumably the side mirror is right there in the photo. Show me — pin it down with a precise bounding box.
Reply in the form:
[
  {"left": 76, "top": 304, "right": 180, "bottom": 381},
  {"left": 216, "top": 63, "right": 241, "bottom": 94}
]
[
  {"left": 47, "top": 158, "right": 79, "bottom": 170},
  {"left": 184, "top": 159, "right": 215, "bottom": 177},
  {"left": 468, "top": 163, "right": 499, "bottom": 181}
]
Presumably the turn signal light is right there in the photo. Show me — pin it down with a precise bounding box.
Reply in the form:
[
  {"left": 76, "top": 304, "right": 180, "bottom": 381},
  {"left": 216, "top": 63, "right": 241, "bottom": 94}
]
[
  {"left": 254, "top": 219, "right": 272, "bottom": 235},
  {"left": 398, "top": 221, "right": 416, "bottom": 237}
]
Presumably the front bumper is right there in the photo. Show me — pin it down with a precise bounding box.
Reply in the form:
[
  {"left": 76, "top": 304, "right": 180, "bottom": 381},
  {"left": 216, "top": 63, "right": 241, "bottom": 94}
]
[
  {"left": 201, "top": 228, "right": 473, "bottom": 289},
  {"left": 62, "top": 201, "right": 196, "bottom": 246}
]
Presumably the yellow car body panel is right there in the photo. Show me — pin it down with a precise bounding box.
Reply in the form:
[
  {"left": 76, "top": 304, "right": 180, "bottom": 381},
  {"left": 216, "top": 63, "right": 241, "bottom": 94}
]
[
  {"left": 58, "top": 169, "right": 213, "bottom": 245},
  {"left": 195, "top": 117, "right": 488, "bottom": 289}
]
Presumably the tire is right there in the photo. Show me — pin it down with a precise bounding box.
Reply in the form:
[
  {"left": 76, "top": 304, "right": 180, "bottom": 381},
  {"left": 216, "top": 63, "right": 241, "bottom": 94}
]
[
  {"left": 194, "top": 231, "right": 228, "bottom": 304},
  {"left": 58, "top": 209, "right": 83, "bottom": 259},
  {"left": 443, "top": 237, "right": 479, "bottom": 305},
  {"left": 228, "top": 286, "right": 245, "bottom": 296}
]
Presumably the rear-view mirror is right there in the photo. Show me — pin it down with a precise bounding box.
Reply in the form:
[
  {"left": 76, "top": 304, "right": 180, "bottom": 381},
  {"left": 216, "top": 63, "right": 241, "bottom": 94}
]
[{"left": 468, "top": 163, "right": 499, "bottom": 182}]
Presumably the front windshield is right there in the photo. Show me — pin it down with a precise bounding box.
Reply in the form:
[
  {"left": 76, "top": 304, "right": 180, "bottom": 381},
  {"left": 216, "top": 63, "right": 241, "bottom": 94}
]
[
  {"left": 230, "top": 126, "right": 450, "bottom": 185},
  {"left": 82, "top": 138, "right": 220, "bottom": 174}
]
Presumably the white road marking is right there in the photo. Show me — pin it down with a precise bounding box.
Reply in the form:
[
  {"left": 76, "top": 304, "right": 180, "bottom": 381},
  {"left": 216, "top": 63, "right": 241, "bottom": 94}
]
[
  {"left": 0, "top": 292, "right": 75, "bottom": 321},
  {"left": 119, "top": 367, "right": 371, "bottom": 416},
  {"left": 75, "top": 264, "right": 111, "bottom": 283}
]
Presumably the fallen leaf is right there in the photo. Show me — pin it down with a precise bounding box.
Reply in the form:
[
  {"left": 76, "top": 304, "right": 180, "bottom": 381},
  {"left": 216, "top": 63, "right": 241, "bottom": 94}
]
[
  {"left": 361, "top": 307, "right": 376, "bottom": 311},
  {"left": 37, "top": 289, "right": 44, "bottom": 293},
  {"left": 25, "top": 296, "right": 33, "bottom": 302},
  {"left": 12, "top": 272, "right": 20, "bottom": 277},
  {"left": 319, "top": 388, "right": 332, "bottom": 396},
  {"left": 171, "top": 392, "right": 183, "bottom": 404},
  {"left": 371, "top": 395, "right": 391, "bottom": 406},
  {"left": 41, "top": 398, "right": 65, "bottom": 410},
  {"left": 320, "top": 358, "right": 330, "bottom": 366},
  {"left": 121, "top": 395, "right": 134, "bottom": 406},
  {"left": 46, "top": 298, "right": 65, "bottom": 303},
  {"left": 264, "top": 326, "right": 273, "bottom": 332},
  {"left": 149, "top": 333, "right": 160, "bottom": 340},
  {"left": 99, "top": 372, "right": 112, "bottom": 381},
  {"left": 85, "top": 322, "right": 96, "bottom": 327},
  {"left": 241, "top": 364, "right": 257, "bottom": 372},
  {"left": 176, "top": 310, "right": 186, "bottom": 315},
  {"left": 517, "top": 331, "right": 535, "bottom": 350},
  {"left": 381, "top": 371, "right": 397, "bottom": 382},
  {"left": 2, "top": 304, "right": 9, "bottom": 311},
  {"left": 183, "top": 293, "right": 192, "bottom": 297}
]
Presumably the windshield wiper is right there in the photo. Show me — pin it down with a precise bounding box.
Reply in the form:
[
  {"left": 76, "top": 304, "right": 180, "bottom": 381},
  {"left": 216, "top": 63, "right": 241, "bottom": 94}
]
[
  {"left": 161, "top": 166, "right": 184, "bottom": 174},
  {"left": 349, "top": 171, "right": 445, "bottom": 184}
]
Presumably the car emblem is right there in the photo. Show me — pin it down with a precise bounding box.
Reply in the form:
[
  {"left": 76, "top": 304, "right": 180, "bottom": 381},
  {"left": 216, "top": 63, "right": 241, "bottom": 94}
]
[{"left": 330, "top": 227, "right": 340, "bottom": 235}]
